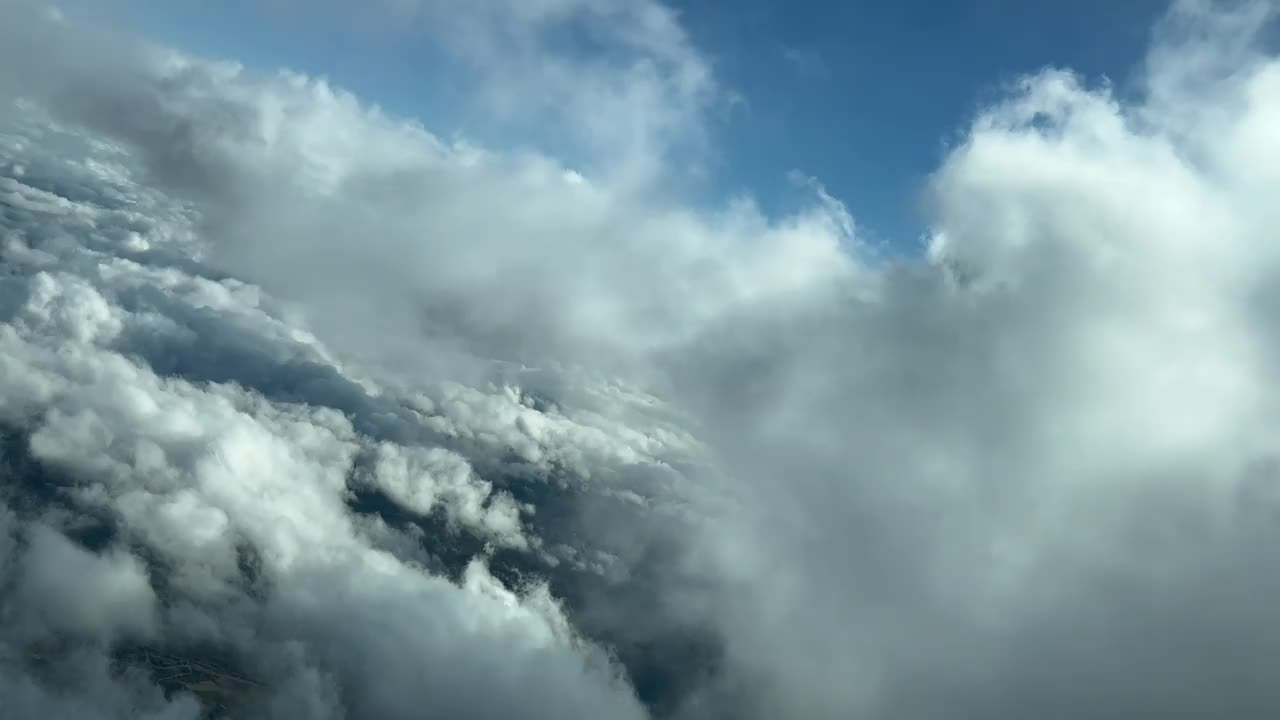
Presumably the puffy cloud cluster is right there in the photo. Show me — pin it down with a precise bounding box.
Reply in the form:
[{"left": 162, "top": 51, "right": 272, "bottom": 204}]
[
  {"left": 4, "top": 0, "right": 1280, "bottom": 718},
  {"left": 0, "top": 21, "right": 667, "bottom": 716},
  {"left": 670, "top": 3, "right": 1280, "bottom": 717}
]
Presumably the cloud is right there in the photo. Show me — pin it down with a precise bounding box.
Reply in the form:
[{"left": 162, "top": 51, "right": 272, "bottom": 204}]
[
  {"left": 781, "top": 46, "right": 829, "bottom": 79},
  {"left": 4, "top": 0, "right": 1280, "bottom": 718},
  {"left": 665, "top": 2, "right": 1280, "bottom": 717},
  {"left": 13, "top": 524, "right": 159, "bottom": 643},
  {"left": 270, "top": 0, "right": 716, "bottom": 184},
  {"left": 0, "top": 16, "right": 661, "bottom": 714},
  {"left": 0, "top": 246, "right": 648, "bottom": 717}
]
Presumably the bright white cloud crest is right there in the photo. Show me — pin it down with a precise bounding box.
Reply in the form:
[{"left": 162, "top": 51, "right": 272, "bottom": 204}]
[{"left": 2, "top": 0, "right": 1280, "bottom": 718}]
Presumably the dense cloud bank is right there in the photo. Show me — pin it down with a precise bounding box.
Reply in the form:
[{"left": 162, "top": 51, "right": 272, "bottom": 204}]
[{"left": 3, "top": 0, "right": 1280, "bottom": 717}]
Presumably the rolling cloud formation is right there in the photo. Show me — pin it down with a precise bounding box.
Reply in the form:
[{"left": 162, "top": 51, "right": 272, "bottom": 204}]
[{"left": 2, "top": 1, "right": 1280, "bottom": 718}]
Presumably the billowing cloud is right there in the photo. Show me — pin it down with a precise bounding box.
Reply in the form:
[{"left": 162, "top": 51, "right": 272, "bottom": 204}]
[
  {"left": 3, "top": 0, "right": 1280, "bottom": 718},
  {"left": 668, "top": 3, "right": 1280, "bottom": 717}
]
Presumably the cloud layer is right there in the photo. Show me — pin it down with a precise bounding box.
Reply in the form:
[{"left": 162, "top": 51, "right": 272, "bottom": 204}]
[{"left": 3, "top": 0, "right": 1280, "bottom": 718}]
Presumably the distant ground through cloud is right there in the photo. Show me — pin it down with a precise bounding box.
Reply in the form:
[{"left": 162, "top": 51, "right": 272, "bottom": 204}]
[{"left": 3, "top": 1, "right": 1280, "bottom": 718}]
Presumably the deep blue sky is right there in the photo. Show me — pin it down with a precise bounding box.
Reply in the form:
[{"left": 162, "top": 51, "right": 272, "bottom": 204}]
[
  {"left": 68, "top": 0, "right": 1170, "bottom": 250},
  {"left": 671, "top": 1, "right": 1169, "bottom": 249}
]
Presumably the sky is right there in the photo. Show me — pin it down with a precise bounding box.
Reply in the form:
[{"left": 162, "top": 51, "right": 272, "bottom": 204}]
[
  {"left": 65, "top": 0, "right": 1169, "bottom": 248},
  {"left": 672, "top": 0, "right": 1170, "bottom": 244},
  {"left": 4, "top": 1, "right": 1280, "bottom": 719}
]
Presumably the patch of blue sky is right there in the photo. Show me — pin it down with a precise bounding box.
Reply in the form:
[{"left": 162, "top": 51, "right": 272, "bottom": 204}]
[{"left": 66, "top": 0, "right": 1173, "bottom": 252}]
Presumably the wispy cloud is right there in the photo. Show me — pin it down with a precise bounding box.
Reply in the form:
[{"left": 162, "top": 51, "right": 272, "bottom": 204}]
[{"left": 781, "top": 45, "right": 830, "bottom": 79}]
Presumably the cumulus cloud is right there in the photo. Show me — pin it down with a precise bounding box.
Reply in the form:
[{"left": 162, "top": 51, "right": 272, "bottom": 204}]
[
  {"left": 0, "top": 13, "right": 661, "bottom": 715},
  {"left": 3, "top": 0, "right": 1280, "bottom": 718},
  {"left": 667, "top": 3, "right": 1280, "bottom": 717}
]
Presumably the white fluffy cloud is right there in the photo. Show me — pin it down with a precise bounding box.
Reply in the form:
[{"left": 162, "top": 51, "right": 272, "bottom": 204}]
[
  {"left": 3, "top": 0, "right": 1280, "bottom": 718},
  {"left": 668, "top": 3, "right": 1280, "bottom": 717},
  {"left": 0, "top": 15, "right": 659, "bottom": 713}
]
